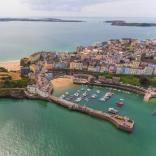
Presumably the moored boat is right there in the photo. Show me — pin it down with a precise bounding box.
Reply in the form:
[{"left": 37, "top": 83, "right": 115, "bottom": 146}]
[
  {"left": 108, "top": 108, "right": 118, "bottom": 114},
  {"left": 96, "top": 90, "right": 100, "bottom": 94},
  {"left": 60, "top": 94, "right": 65, "bottom": 99},
  {"left": 74, "top": 92, "right": 79, "bottom": 97},
  {"left": 100, "top": 97, "right": 106, "bottom": 102},
  {"left": 116, "top": 101, "right": 124, "bottom": 107},
  {"left": 82, "top": 91, "right": 87, "bottom": 97},
  {"left": 91, "top": 94, "right": 97, "bottom": 99},
  {"left": 152, "top": 110, "right": 156, "bottom": 116},
  {"left": 87, "top": 88, "right": 91, "bottom": 91},
  {"left": 65, "top": 92, "right": 69, "bottom": 95},
  {"left": 75, "top": 97, "right": 82, "bottom": 102}
]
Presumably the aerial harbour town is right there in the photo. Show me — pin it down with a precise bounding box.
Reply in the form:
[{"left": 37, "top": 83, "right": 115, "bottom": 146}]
[
  {"left": 1, "top": 38, "right": 156, "bottom": 133},
  {"left": 1, "top": 0, "right": 156, "bottom": 155}
]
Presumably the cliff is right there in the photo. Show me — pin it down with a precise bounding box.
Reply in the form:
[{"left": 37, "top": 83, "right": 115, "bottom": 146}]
[{"left": 0, "top": 88, "right": 27, "bottom": 99}]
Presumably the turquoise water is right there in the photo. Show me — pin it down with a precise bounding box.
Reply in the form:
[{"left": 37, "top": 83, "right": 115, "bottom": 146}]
[
  {"left": 0, "top": 17, "right": 156, "bottom": 155},
  {"left": 0, "top": 85, "right": 156, "bottom": 156},
  {"left": 0, "top": 17, "right": 156, "bottom": 61}
]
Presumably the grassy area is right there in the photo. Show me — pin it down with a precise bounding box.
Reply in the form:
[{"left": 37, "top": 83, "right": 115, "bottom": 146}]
[
  {"left": 99, "top": 72, "right": 156, "bottom": 87},
  {"left": 2, "top": 78, "right": 29, "bottom": 88},
  {"left": 149, "top": 77, "right": 156, "bottom": 87}
]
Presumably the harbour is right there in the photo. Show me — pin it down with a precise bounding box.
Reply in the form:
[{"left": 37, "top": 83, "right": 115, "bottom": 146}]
[
  {"left": 0, "top": 79, "right": 156, "bottom": 156},
  {"left": 25, "top": 84, "right": 134, "bottom": 132},
  {"left": 0, "top": 15, "right": 156, "bottom": 156}
]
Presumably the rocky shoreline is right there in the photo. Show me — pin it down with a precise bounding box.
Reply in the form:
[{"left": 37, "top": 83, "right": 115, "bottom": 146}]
[{"left": 0, "top": 88, "right": 27, "bottom": 99}]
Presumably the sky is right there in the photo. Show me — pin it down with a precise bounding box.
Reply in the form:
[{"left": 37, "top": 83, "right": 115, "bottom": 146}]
[{"left": 0, "top": 0, "right": 156, "bottom": 17}]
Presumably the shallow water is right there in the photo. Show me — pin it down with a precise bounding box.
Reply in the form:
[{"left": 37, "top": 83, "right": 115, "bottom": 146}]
[{"left": 0, "top": 85, "right": 156, "bottom": 156}]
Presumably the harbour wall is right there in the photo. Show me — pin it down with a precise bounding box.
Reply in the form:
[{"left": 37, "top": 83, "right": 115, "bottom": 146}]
[
  {"left": 74, "top": 81, "right": 146, "bottom": 95},
  {"left": 0, "top": 88, "right": 134, "bottom": 132}
]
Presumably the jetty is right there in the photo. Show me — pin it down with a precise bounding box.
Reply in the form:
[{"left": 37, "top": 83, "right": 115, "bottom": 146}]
[
  {"left": 144, "top": 88, "right": 156, "bottom": 102},
  {"left": 49, "top": 96, "right": 134, "bottom": 132}
]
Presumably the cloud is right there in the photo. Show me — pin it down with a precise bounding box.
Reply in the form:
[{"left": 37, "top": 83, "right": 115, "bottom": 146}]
[
  {"left": 0, "top": 0, "right": 155, "bottom": 17},
  {"left": 22, "top": 0, "right": 109, "bottom": 11}
]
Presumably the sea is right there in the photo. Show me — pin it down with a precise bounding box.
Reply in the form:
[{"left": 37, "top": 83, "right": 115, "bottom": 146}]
[
  {"left": 0, "top": 17, "right": 156, "bottom": 156},
  {"left": 0, "top": 17, "right": 156, "bottom": 61}
]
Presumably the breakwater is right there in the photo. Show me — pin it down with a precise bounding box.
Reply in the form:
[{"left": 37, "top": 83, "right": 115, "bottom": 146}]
[
  {"left": 0, "top": 88, "right": 135, "bottom": 133},
  {"left": 24, "top": 90, "right": 134, "bottom": 133},
  {"left": 48, "top": 95, "right": 134, "bottom": 132}
]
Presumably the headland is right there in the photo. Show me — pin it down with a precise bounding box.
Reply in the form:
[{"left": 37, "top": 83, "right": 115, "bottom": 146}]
[{"left": 1, "top": 38, "right": 156, "bottom": 133}]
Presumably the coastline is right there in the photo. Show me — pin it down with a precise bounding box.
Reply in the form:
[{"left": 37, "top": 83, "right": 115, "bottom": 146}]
[
  {"left": 0, "top": 87, "right": 135, "bottom": 132},
  {"left": 0, "top": 60, "right": 20, "bottom": 71}
]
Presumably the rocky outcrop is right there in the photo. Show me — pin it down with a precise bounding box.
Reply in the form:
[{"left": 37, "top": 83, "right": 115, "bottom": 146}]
[{"left": 0, "top": 88, "right": 27, "bottom": 99}]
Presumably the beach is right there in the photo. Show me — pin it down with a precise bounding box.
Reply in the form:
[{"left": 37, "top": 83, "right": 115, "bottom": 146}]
[
  {"left": 0, "top": 60, "right": 20, "bottom": 71},
  {"left": 51, "top": 77, "right": 73, "bottom": 91}
]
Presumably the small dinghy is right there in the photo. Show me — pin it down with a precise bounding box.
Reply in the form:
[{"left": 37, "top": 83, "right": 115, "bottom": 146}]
[{"left": 152, "top": 110, "right": 156, "bottom": 116}]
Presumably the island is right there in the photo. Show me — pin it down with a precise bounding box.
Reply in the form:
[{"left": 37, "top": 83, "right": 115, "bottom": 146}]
[
  {"left": 105, "top": 20, "right": 156, "bottom": 27},
  {"left": 0, "top": 18, "right": 84, "bottom": 23}
]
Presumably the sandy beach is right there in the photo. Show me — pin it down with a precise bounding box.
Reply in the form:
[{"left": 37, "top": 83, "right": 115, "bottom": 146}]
[
  {"left": 51, "top": 77, "right": 73, "bottom": 91},
  {"left": 0, "top": 60, "right": 20, "bottom": 71}
]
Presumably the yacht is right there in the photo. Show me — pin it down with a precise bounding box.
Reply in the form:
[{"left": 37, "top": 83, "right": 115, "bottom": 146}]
[
  {"left": 96, "top": 90, "right": 100, "bottom": 94},
  {"left": 91, "top": 94, "right": 97, "bottom": 99},
  {"left": 87, "top": 88, "right": 91, "bottom": 92},
  {"left": 116, "top": 101, "right": 124, "bottom": 107},
  {"left": 82, "top": 91, "right": 87, "bottom": 97},
  {"left": 75, "top": 97, "right": 82, "bottom": 102},
  {"left": 108, "top": 108, "right": 118, "bottom": 114},
  {"left": 152, "top": 110, "right": 156, "bottom": 116},
  {"left": 74, "top": 92, "right": 79, "bottom": 97},
  {"left": 107, "top": 92, "right": 113, "bottom": 97},
  {"left": 100, "top": 97, "right": 106, "bottom": 102},
  {"left": 65, "top": 92, "right": 69, "bottom": 95},
  {"left": 81, "top": 86, "right": 84, "bottom": 91},
  {"left": 60, "top": 94, "right": 65, "bottom": 99}
]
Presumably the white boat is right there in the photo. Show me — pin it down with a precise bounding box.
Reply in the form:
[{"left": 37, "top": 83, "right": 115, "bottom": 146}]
[
  {"left": 74, "top": 92, "right": 79, "bottom": 97},
  {"left": 65, "top": 92, "right": 69, "bottom": 95},
  {"left": 81, "top": 87, "right": 84, "bottom": 91},
  {"left": 96, "top": 90, "right": 100, "bottom": 94},
  {"left": 60, "top": 94, "right": 65, "bottom": 99},
  {"left": 107, "top": 92, "right": 113, "bottom": 97},
  {"left": 108, "top": 108, "right": 118, "bottom": 114},
  {"left": 87, "top": 88, "right": 91, "bottom": 91},
  {"left": 91, "top": 94, "right": 97, "bottom": 99},
  {"left": 100, "top": 97, "right": 106, "bottom": 101},
  {"left": 75, "top": 97, "right": 82, "bottom": 102},
  {"left": 82, "top": 91, "right": 87, "bottom": 97}
]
